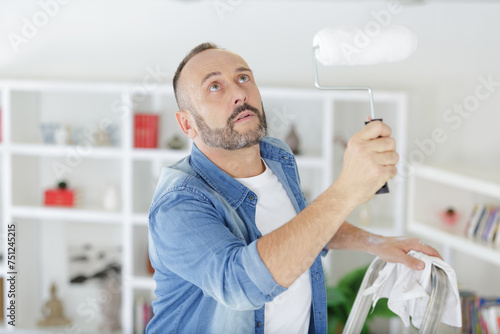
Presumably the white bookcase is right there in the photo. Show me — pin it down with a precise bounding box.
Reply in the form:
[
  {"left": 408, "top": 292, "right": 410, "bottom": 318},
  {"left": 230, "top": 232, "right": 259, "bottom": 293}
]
[
  {"left": 0, "top": 80, "right": 407, "bottom": 333},
  {"left": 407, "top": 164, "right": 500, "bottom": 267}
]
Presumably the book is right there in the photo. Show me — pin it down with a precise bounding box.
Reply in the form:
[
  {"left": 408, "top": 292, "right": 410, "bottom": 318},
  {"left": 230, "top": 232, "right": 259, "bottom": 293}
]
[
  {"left": 460, "top": 290, "right": 476, "bottom": 334},
  {"left": 484, "top": 305, "right": 500, "bottom": 334},
  {"left": 486, "top": 212, "right": 500, "bottom": 243},
  {"left": 466, "top": 204, "right": 485, "bottom": 238},
  {"left": 134, "top": 113, "right": 159, "bottom": 148},
  {"left": 461, "top": 292, "right": 500, "bottom": 334},
  {"left": 479, "top": 298, "right": 500, "bottom": 333},
  {"left": 484, "top": 206, "right": 499, "bottom": 242},
  {"left": 474, "top": 205, "right": 492, "bottom": 239},
  {"left": 135, "top": 297, "right": 154, "bottom": 334},
  {"left": 496, "top": 215, "right": 500, "bottom": 247}
]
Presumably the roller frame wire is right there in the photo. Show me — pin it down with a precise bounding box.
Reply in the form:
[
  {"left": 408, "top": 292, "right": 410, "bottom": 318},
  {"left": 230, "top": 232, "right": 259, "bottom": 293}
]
[
  {"left": 312, "top": 45, "right": 375, "bottom": 120},
  {"left": 341, "top": 257, "right": 450, "bottom": 334},
  {"left": 312, "top": 45, "right": 389, "bottom": 194}
]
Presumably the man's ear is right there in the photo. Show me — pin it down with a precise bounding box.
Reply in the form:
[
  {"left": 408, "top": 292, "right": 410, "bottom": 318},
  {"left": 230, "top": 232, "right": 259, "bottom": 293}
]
[{"left": 176, "top": 110, "right": 197, "bottom": 139}]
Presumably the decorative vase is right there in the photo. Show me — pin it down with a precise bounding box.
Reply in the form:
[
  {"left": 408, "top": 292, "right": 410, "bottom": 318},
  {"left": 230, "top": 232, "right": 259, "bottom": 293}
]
[
  {"left": 102, "top": 185, "right": 119, "bottom": 211},
  {"left": 54, "top": 125, "right": 69, "bottom": 145},
  {"left": 40, "top": 123, "right": 60, "bottom": 144}
]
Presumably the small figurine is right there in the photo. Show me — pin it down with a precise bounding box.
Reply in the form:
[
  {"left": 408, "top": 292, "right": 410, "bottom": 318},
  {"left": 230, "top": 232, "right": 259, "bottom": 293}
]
[
  {"left": 166, "top": 135, "right": 185, "bottom": 150},
  {"left": 440, "top": 207, "right": 460, "bottom": 226},
  {"left": 99, "top": 273, "right": 122, "bottom": 332},
  {"left": 38, "top": 283, "right": 71, "bottom": 327}
]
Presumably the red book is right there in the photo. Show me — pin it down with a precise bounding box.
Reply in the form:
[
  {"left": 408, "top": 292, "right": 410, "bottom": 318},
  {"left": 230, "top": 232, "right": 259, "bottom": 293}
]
[
  {"left": 134, "top": 113, "right": 159, "bottom": 148},
  {"left": 44, "top": 189, "right": 76, "bottom": 207}
]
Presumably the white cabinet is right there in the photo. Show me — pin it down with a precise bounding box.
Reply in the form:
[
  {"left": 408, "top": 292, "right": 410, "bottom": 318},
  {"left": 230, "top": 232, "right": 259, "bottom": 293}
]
[{"left": 0, "top": 80, "right": 407, "bottom": 333}]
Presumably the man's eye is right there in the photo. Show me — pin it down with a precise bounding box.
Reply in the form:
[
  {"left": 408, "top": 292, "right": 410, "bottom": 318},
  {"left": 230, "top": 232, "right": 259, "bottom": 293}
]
[
  {"left": 209, "top": 83, "right": 221, "bottom": 91},
  {"left": 238, "top": 75, "right": 249, "bottom": 83}
]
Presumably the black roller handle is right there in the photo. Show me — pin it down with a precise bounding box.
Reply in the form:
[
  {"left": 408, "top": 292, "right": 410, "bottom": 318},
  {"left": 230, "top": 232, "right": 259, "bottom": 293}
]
[{"left": 364, "top": 118, "right": 390, "bottom": 195}]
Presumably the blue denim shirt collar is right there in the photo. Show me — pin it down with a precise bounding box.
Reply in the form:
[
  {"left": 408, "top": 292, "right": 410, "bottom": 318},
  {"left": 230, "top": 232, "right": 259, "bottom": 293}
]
[
  {"left": 189, "top": 139, "right": 298, "bottom": 210},
  {"left": 190, "top": 142, "right": 250, "bottom": 209}
]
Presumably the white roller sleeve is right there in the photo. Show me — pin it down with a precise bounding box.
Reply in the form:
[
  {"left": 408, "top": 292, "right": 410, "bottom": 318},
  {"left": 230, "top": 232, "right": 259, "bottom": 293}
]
[{"left": 313, "top": 24, "right": 417, "bottom": 66}]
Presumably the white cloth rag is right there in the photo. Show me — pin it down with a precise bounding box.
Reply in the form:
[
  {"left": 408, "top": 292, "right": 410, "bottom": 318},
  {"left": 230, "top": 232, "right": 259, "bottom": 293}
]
[{"left": 362, "top": 251, "right": 462, "bottom": 329}]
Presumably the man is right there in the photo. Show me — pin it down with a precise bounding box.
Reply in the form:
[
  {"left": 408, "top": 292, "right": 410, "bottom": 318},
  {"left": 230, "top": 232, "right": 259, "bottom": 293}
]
[{"left": 147, "top": 42, "right": 439, "bottom": 333}]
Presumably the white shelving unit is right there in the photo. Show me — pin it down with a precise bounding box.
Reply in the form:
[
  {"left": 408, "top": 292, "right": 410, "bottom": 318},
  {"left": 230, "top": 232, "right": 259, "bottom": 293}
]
[
  {"left": 407, "top": 164, "right": 500, "bottom": 266},
  {"left": 0, "top": 80, "right": 407, "bottom": 333}
]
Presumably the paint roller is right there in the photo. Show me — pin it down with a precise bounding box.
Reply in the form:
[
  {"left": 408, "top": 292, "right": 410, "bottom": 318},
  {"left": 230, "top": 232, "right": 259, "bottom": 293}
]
[{"left": 312, "top": 24, "right": 417, "bottom": 194}]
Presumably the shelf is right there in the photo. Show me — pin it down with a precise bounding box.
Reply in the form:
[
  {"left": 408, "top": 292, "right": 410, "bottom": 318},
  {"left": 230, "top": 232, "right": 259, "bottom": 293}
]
[
  {"left": 132, "top": 148, "right": 190, "bottom": 161},
  {"left": 365, "top": 226, "right": 401, "bottom": 237},
  {"left": 414, "top": 164, "right": 500, "bottom": 199},
  {"left": 131, "top": 150, "right": 328, "bottom": 168},
  {"left": 5, "top": 325, "right": 121, "bottom": 334},
  {"left": 294, "top": 155, "right": 327, "bottom": 168},
  {"left": 408, "top": 220, "right": 500, "bottom": 266},
  {"left": 11, "top": 205, "right": 123, "bottom": 224},
  {"left": 132, "top": 213, "right": 148, "bottom": 225},
  {"left": 10, "top": 143, "right": 123, "bottom": 159},
  {"left": 130, "top": 276, "right": 156, "bottom": 290},
  {"left": 4, "top": 79, "right": 139, "bottom": 93}
]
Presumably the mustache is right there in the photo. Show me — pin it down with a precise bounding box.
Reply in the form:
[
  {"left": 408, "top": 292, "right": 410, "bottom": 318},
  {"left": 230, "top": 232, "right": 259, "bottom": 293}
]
[{"left": 228, "top": 103, "right": 261, "bottom": 124}]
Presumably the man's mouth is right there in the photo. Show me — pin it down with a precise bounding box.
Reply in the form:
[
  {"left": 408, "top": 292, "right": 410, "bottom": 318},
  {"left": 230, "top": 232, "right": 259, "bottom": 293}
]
[{"left": 235, "top": 111, "right": 254, "bottom": 122}]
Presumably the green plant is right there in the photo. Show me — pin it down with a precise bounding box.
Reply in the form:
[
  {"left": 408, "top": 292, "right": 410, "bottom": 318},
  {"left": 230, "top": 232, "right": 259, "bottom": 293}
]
[{"left": 326, "top": 265, "right": 396, "bottom": 334}]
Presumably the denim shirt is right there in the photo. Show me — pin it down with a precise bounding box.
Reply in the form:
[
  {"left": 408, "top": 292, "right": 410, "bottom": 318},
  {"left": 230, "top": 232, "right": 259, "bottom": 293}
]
[{"left": 147, "top": 137, "right": 328, "bottom": 334}]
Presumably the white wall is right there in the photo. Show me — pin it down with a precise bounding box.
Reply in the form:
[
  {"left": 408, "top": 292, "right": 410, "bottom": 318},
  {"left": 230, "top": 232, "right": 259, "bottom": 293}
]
[{"left": 2, "top": 0, "right": 499, "bottom": 293}]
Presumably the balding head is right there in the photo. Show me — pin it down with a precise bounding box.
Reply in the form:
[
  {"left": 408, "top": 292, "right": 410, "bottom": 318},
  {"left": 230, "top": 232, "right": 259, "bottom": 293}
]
[{"left": 173, "top": 42, "right": 219, "bottom": 111}]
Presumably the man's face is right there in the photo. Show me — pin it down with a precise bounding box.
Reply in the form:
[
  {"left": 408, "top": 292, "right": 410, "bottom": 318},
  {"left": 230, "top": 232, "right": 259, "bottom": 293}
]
[{"left": 179, "top": 49, "right": 267, "bottom": 150}]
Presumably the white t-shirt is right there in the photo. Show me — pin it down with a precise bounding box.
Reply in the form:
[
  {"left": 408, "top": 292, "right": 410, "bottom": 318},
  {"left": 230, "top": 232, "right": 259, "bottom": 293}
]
[{"left": 237, "top": 161, "right": 312, "bottom": 333}]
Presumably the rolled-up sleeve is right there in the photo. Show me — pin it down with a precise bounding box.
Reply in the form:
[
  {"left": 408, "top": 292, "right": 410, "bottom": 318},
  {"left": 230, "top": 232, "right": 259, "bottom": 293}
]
[{"left": 149, "top": 187, "right": 286, "bottom": 311}]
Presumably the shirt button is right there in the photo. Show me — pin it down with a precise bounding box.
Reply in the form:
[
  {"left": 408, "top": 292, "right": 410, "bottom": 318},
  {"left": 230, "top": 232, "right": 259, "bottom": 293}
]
[
  {"left": 319, "top": 312, "right": 322, "bottom": 320},
  {"left": 249, "top": 195, "right": 255, "bottom": 200},
  {"left": 256, "top": 321, "right": 262, "bottom": 327},
  {"left": 282, "top": 156, "right": 289, "bottom": 160},
  {"left": 316, "top": 272, "right": 319, "bottom": 281}
]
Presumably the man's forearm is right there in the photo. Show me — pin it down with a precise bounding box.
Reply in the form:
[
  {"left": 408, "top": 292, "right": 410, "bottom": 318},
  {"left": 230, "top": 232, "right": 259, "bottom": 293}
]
[
  {"left": 256, "top": 186, "right": 355, "bottom": 288},
  {"left": 326, "top": 221, "right": 382, "bottom": 252},
  {"left": 327, "top": 222, "right": 443, "bottom": 270}
]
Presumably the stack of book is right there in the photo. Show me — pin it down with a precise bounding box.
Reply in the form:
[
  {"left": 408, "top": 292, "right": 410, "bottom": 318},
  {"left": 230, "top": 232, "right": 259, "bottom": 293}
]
[
  {"left": 465, "top": 204, "right": 500, "bottom": 245},
  {"left": 135, "top": 297, "right": 154, "bottom": 334},
  {"left": 461, "top": 291, "right": 500, "bottom": 333},
  {"left": 134, "top": 113, "right": 159, "bottom": 148}
]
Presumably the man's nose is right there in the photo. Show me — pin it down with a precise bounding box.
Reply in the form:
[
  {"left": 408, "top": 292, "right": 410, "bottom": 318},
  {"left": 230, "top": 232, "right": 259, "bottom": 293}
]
[{"left": 231, "top": 83, "right": 248, "bottom": 106}]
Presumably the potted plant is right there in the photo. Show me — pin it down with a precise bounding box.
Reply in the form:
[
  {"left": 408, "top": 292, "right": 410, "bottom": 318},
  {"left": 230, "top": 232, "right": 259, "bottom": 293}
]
[{"left": 326, "top": 265, "right": 396, "bottom": 334}]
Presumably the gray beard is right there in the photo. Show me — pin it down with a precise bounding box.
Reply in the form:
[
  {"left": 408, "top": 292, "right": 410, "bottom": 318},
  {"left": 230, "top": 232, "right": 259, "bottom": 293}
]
[{"left": 192, "top": 103, "right": 267, "bottom": 150}]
